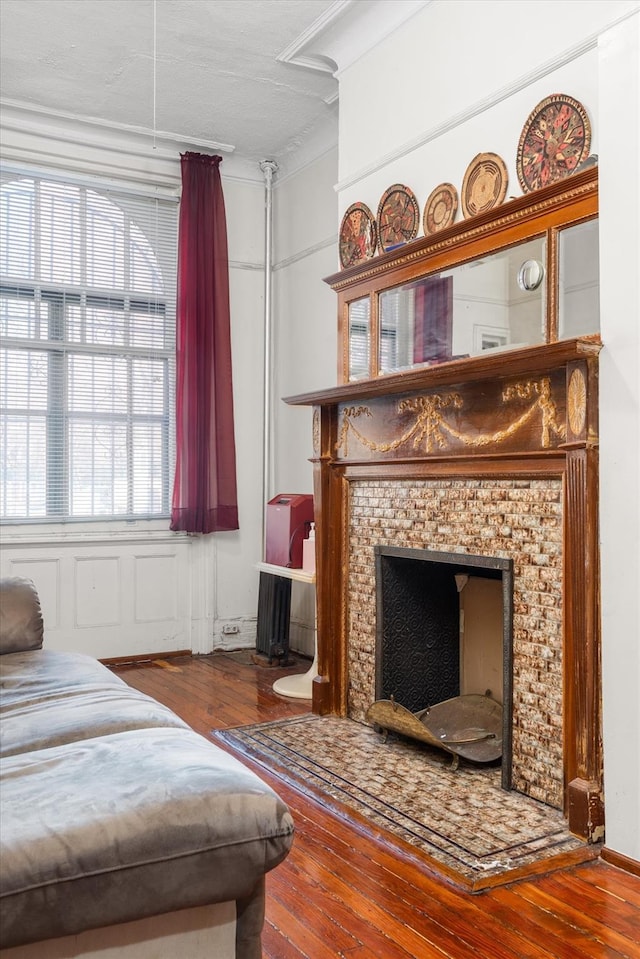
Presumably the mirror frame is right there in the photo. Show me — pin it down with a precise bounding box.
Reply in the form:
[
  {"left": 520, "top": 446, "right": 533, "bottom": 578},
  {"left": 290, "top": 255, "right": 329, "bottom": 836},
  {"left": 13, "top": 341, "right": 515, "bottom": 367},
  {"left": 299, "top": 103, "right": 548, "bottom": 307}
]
[{"left": 328, "top": 167, "right": 598, "bottom": 385}]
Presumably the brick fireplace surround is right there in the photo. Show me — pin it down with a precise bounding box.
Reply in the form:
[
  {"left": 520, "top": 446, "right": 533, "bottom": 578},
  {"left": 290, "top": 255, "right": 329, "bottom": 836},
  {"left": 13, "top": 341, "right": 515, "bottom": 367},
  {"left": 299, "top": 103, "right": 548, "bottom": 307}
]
[
  {"left": 288, "top": 338, "right": 603, "bottom": 842},
  {"left": 349, "top": 476, "right": 562, "bottom": 807}
]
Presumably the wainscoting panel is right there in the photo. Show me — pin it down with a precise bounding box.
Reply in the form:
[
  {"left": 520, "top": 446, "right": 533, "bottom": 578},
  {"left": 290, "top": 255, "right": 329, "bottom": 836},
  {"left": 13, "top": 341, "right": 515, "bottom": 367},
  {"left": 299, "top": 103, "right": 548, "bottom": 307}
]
[
  {"left": 134, "top": 554, "right": 179, "bottom": 624},
  {"left": 1, "top": 532, "right": 196, "bottom": 659},
  {"left": 75, "top": 556, "right": 121, "bottom": 627}
]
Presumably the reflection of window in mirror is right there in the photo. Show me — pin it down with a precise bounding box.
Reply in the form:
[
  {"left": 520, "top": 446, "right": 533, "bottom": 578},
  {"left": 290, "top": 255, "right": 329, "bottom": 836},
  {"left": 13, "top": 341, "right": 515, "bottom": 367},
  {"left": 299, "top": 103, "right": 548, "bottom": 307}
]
[
  {"left": 380, "top": 320, "right": 400, "bottom": 373},
  {"left": 474, "top": 327, "right": 509, "bottom": 352},
  {"left": 558, "top": 218, "right": 599, "bottom": 339},
  {"left": 378, "top": 286, "right": 413, "bottom": 374},
  {"left": 376, "top": 237, "right": 548, "bottom": 375},
  {"left": 378, "top": 288, "right": 403, "bottom": 374},
  {"left": 348, "top": 297, "right": 370, "bottom": 380},
  {"left": 379, "top": 277, "right": 454, "bottom": 374}
]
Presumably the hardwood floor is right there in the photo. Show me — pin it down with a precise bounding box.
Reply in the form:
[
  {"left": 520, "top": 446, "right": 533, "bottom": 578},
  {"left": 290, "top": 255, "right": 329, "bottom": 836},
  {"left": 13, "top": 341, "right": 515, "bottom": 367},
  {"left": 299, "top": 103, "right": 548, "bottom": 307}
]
[{"left": 114, "top": 652, "right": 640, "bottom": 959}]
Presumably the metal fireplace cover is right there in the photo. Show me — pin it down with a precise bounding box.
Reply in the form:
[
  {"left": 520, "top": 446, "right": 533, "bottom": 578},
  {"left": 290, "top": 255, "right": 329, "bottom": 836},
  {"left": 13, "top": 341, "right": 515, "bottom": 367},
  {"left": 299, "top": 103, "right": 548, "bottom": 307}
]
[{"left": 366, "top": 692, "right": 502, "bottom": 764}]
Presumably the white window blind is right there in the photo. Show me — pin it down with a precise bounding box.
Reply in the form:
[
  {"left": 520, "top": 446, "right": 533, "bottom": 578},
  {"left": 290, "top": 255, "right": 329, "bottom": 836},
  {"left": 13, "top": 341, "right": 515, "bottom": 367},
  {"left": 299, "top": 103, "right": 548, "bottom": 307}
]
[
  {"left": 0, "top": 172, "right": 178, "bottom": 522},
  {"left": 348, "top": 297, "right": 370, "bottom": 380},
  {"left": 379, "top": 286, "right": 413, "bottom": 374}
]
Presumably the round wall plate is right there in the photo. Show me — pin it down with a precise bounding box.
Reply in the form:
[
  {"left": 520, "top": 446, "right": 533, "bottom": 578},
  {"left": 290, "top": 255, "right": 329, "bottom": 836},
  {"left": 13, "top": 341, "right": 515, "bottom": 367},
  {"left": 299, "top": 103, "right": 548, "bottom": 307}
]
[
  {"left": 376, "top": 184, "right": 420, "bottom": 252},
  {"left": 461, "top": 153, "right": 508, "bottom": 219},
  {"left": 339, "top": 202, "right": 377, "bottom": 269},
  {"left": 517, "top": 94, "right": 591, "bottom": 194},
  {"left": 423, "top": 183, "right": 458, "bottom": 235}
]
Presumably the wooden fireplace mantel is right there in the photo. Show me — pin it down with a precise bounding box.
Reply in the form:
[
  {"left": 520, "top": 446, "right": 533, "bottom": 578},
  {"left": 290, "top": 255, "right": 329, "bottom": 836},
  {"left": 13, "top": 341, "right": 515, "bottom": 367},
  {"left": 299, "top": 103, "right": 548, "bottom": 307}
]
[
  {"left": 286, "top": 171, "right": 602, "bottom": 841},
  {"left": 286, "top": 337, "right": 602, "bottom": 841}
]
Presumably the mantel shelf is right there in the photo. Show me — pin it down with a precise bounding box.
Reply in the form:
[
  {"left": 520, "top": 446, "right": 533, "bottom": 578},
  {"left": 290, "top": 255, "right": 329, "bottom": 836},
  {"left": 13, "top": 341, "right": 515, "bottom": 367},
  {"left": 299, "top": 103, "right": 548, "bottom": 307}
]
[{"left": 284, "top": 337, "right": 601, "bottom": 408}]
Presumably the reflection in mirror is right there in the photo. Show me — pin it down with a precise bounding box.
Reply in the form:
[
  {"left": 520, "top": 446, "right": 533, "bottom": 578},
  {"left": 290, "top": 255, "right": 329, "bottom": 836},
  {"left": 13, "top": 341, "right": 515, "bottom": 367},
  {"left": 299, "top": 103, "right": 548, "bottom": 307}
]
[
  {"left": 558, "top": 218, "right": 599, "bottom": 339},
  {"left": 517, "top": 259, "right": 545, "bottom": 292},
  {"left": 348, "top": 297, "right": 371, "bottom": 380},
  {"left": 377, "top": 237, "right": 546, "bottom": 375}
]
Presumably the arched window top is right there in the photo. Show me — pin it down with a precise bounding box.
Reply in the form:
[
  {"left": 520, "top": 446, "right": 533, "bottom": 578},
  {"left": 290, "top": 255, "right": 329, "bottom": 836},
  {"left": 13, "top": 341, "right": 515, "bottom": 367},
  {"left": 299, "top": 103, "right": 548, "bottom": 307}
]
[{"left": 1, "top": 176, "right": 168, "bottom": 297}]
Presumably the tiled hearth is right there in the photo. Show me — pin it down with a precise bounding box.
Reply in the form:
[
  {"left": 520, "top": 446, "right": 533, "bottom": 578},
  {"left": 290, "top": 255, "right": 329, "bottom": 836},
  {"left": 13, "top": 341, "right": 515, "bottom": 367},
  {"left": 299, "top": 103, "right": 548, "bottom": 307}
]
[
  {"left": 347, "top": 477, "right": 564, "bottom": 808},
  {"left": 217, "top": 714, "right": 592, "bottom": 891}
]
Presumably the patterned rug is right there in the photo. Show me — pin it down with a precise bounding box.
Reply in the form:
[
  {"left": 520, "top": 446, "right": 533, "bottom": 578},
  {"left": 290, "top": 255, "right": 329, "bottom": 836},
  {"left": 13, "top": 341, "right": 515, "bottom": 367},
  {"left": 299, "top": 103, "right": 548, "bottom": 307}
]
[{"left": 214, "top": 714, "right": 595, "bottom": 890}]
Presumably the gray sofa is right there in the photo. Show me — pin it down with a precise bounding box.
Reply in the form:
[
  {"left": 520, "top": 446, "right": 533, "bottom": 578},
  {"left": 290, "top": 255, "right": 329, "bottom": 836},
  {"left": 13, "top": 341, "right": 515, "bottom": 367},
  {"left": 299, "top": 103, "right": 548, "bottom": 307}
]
[{"left": 0, "top": 577, "right": 294, "bottom": 959}]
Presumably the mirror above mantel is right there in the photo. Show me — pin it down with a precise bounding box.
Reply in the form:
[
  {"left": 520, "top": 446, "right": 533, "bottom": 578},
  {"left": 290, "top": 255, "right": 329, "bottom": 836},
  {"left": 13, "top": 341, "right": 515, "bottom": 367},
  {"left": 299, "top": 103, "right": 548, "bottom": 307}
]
[{"left": 326, "top": 168, "right": 599, "bottom": 385}]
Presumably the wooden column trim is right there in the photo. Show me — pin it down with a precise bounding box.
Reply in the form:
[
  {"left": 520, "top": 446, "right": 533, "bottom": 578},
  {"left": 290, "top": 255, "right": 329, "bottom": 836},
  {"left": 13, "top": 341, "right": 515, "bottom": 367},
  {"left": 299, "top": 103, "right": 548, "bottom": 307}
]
[
  {"left": 563, "top": 356, "right": 603, "bottom": 840},
  {"left": 312, "top": 405, "right": 348, "bottom": 716}
]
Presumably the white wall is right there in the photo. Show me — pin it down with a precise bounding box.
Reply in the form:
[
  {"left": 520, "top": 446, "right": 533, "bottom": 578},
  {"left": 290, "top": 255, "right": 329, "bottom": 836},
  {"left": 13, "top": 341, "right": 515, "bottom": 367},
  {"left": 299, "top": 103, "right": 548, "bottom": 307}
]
[
  {"left": 270, "top": 148, "right": 339, "bottom": 655},
  {"left": 333, "top": 0, "right": 640, "bottom": 862},
  {"left": 598, "top": 14, "right": 640, "bottom": 864},
  {"left": 272, "top": 148, "right": 339, "bottom": 491}
]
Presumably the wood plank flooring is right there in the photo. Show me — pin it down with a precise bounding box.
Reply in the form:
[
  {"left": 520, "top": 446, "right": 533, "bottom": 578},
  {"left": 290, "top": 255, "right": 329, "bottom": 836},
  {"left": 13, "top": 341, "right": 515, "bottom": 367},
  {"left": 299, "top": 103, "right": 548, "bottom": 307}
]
[{"left": 113, "top": 652, "right": 640, "bottom": 959}]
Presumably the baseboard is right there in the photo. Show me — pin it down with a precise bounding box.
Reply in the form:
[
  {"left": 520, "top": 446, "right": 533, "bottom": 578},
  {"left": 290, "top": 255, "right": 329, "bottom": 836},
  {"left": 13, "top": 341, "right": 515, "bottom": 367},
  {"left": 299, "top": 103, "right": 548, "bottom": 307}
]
[
  {"left": 100, "top": 650, "right": 191, "bottom": 667},
  {"left": 601, "top": 847, "right": 640, "bottom": 877}
]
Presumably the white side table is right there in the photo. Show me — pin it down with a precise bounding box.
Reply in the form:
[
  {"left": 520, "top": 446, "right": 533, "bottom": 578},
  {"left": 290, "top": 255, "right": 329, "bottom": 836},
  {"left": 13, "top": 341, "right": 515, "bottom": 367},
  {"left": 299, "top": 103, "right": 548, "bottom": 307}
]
[{"left": 256, "top": 562, "right": 317, "bottom": 700}]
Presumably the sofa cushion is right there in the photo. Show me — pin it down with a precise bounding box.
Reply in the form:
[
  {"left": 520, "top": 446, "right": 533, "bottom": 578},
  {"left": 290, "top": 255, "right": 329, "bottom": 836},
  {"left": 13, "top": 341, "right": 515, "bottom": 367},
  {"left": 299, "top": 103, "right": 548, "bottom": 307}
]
[
  {"left": 0, "top": 579, "right": 43, "bottom": 655},
  {"left": 0, "top": 648, "right": 126, "bottom": 704},
  {"left": 0, "top": 726, "right": 295, "bottom": 949},
  {"left": 0, "top": 650, "right": 189, "bottom": 757}
]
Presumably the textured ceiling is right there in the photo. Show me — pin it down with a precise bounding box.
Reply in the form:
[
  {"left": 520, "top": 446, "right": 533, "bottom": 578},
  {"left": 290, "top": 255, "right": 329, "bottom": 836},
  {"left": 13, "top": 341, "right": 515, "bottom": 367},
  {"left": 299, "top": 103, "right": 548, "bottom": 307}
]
[{"left": 0, "top": 0, "right": 341, "bottom": 169}]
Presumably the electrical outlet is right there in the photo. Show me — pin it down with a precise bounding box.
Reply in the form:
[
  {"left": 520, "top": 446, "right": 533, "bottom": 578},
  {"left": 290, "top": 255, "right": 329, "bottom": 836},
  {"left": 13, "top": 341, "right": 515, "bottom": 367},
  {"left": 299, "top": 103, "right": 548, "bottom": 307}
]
[{"left": 222, "top": 624, "right": 240, "bottom": 635}]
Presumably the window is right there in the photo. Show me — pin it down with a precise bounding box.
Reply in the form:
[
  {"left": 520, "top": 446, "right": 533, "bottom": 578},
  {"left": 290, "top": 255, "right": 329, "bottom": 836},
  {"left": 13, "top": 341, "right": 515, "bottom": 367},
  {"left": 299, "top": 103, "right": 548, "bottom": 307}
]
[{"left": 0, "top": 173, "right": 178, "bottom": 522}]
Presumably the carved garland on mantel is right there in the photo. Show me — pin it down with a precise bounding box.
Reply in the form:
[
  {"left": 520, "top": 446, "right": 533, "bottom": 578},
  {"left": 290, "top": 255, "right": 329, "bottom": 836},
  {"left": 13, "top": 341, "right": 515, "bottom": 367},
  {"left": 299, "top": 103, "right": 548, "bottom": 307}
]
[{"left": 337, "top": 376, "right": 570, "bottom": 458}]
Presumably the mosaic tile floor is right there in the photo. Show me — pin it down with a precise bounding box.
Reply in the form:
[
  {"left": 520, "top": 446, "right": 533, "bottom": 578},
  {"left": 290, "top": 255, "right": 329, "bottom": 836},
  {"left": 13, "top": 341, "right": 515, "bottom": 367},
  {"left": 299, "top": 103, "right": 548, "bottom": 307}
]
[{"left": 215, "top": 714, "right": 595, "bottom": 890}]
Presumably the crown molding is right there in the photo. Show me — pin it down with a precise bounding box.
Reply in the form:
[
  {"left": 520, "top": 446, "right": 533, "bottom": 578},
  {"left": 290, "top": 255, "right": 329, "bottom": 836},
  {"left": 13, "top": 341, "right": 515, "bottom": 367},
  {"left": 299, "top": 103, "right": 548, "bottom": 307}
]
[
  {"left": 0, "top": 98, "right": 282, "bottom": 187},
  {"left": 277, "top": 0, "right": 431, "bottom": 90}
]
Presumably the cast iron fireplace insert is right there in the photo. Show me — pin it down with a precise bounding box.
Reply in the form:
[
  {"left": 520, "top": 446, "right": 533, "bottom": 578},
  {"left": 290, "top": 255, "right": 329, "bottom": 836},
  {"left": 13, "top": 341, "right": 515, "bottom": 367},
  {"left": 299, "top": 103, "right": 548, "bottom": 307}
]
[{"left": 374, "top": 545, "right": 514, "bottom": 789}]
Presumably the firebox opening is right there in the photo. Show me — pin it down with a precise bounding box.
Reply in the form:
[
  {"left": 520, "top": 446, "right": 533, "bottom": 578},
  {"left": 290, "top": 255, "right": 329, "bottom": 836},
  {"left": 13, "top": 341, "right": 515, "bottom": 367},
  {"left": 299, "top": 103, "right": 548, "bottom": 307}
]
[{"left": 374, "top": 546, "right": 513, "bottom": 788}]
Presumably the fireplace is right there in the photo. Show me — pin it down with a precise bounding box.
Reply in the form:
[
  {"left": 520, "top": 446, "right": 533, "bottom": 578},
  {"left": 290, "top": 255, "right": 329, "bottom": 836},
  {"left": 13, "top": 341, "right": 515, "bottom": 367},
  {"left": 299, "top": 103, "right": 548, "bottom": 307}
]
[
  {"left": 287, "top": 339, "right": 603, "bottom": 840},
  {"left": 348, "top": 476, "right": 563, "bottom": 804},
  {"left": 374, "top": 546, "right": 513, "bottom": 789}
]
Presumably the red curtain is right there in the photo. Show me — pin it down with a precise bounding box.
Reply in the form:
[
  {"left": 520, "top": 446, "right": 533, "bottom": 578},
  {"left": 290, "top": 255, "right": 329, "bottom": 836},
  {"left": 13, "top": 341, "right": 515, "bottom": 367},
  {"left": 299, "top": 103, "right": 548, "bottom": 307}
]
[
  {"left": 170, "top": 152, "right": 239, "bottom": 533},
  {"left": 413, "top": 276, "right": 453, "bottom": 365}
]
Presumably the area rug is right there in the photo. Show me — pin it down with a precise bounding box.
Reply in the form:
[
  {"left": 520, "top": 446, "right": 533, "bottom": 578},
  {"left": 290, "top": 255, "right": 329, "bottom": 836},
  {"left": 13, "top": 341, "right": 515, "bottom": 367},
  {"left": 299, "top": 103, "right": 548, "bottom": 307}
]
[{"left": 214, "top": 714, "right": 596, "bottom": 890}]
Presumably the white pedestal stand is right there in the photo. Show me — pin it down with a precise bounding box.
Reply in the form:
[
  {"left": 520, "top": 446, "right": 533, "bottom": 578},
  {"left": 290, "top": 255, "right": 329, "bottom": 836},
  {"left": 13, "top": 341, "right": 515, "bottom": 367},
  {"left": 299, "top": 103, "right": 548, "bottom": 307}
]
[
  {"left": 256, "top": 563, "right": 317, "bottom": 700},
  {"left": 272, "top": 645, "right": 318, "bottom": 700}
]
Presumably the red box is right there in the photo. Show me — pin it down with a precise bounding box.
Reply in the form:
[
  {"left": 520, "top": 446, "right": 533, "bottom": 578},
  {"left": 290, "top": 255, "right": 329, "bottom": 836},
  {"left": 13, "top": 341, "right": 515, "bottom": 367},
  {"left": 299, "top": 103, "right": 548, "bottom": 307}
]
[{"left": 265, "top": 494, "right": 314, "bottom": 568}]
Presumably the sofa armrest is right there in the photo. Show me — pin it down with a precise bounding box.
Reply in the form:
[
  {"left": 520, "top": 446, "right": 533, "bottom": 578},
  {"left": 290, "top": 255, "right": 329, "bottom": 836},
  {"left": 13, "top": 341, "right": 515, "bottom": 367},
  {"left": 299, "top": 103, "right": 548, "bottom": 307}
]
[{"left": 0, "top": 578, "right": 44, "bottom": 654}]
